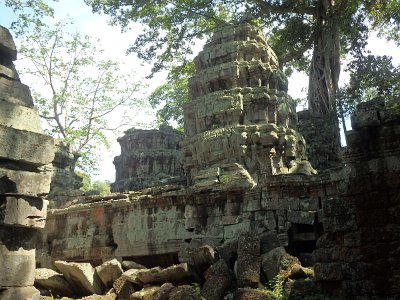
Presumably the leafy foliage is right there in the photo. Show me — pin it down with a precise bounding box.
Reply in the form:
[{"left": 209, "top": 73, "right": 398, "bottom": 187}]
[
  {"left": 337, "top": 54, "right": 400, "bottom": 118},
  {"left": 18, "top": 19, "right": 144, "bottom": 172},
  {"left": 85, "top": 0, "right": 399, "bottom": 126},
  {"left": 4, "top": 0, "right": 55, "bottom": 36}
]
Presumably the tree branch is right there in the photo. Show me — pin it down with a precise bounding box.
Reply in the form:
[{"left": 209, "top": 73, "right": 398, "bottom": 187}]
[{"left": 252, "top": 0, "right": 316, "bottom": 17}]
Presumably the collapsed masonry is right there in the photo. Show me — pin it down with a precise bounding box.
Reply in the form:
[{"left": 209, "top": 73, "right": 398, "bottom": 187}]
[
  {"left": 0, "top": 26, "right": 55, "bottom": 299},
  {"left": 35, "top": 22, "right": 400, "bottom": 299}
]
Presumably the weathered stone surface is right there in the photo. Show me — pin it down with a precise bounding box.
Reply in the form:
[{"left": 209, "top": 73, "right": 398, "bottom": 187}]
[
  {"left": 121, "top": 260, "right": 147, "bottom": 271},
  {"left": 0, "top": 100, "right": 42, "bottom": 133},
  {"left": 0, "top": 168, "right": 52, "bottom": 196},
  {"left": 236, "top": 231, "right": 260, "bottom": 288},
  {"left": 34, "top": 268, "right": 73, "bottom": 297},
  {"left": 135, "top": 267, "right": 164, "bottom": 284},
  {"left": 135, "top": 264, "right": 191, "bottom": 285},
  {"left": 190, "top": 245, "right": 216, "bottom": 272},
  {"left": 112, "top": 125, "right": 184, "bottom": 192},
  {"left": 0, "top": 78, "right": 33, "bottom": 107},
  {"left": 122, "top": 268, "right": 144, "bottom": 285},
  {"left": 233, "top": 288, "right": 275, "bottom": 300},
  {"left": 260, "top": 231, "right": 280, "bottom": 254},
  {"left": 0, "top": 125, "right": 55, "bottom": 166},
  {"left": 130, "top": 285, "right": 161, "bottom": 300},
  {"left": 152, "top": 282, "right": 174, "bottom": 300},
  {"left": 95, "top": 258, "right": 123, "bottom": 288},
  {"left": 216, "top": 238, "right": 238, "bottom": 266},
  {"left": 0, "top": 61, "right": 19, "bottom": 80},
  {"left": 0, "top": 26, "right": 17, "bottom": 60},
  {"left": 169, "top": 285, "right": 201, "bottom": 300},
  {"left": 0, "top": 194, "right": 48, "bottom": 228},
  {"left": 54, "top": 261, "right": 104, "bottom": 296},
  {"left": 81, "top": 294, "right": 117, "bottom": 300},
  {"left": 261, "top": 247, "right": 286, "bottom": 281},
  {"left": 113, "top": 275, "right": 137, "bottom": 299},
  {"left": 0, "top": 226, "right": 36, "bottom": 287},
  {"left": 0, "top": 286, "right": 40, "bottom": 300},
  {"left": 201, "top": 259, "right": 232, "bottom": 300}
]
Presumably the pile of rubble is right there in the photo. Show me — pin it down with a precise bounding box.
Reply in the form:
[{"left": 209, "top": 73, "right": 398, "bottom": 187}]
[{"left": 35, "top": 231, "right": 323, "bottom": 300}]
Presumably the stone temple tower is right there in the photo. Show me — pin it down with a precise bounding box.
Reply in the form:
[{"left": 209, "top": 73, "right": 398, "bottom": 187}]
[{"left": 183, "top": 22, "right": 315, "bottom": 189}]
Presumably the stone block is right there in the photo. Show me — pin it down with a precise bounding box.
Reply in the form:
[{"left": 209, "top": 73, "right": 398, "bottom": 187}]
[
  {"left": 95, "top": 259, "right": 123, "bottom": 288},
  {"left": 323, "top": 214, "right": 357, "bottom": 233},
  {"left": 351, "top": 110, "right": 380, "bottom": 129},
  {"left": 233, "top": 288, "right": 275, "bottom": 300},
  {"left": 0, "top": 286, "right": 40, "bottom": 300},
  {"left": 261, "top": 246, "right": 286, "bottom": 281},
  {"left": 0, "top": 168, "right": 52, "bottom": 196},
  {"left": 0, "top": 77, "right": 33, "bottom": 107},
  {"left": 0, "top": 194, "right": 47, "bottom": 228},
  {"left": 0, "top": 26, "right": 17, "bottom": 60},
  {"left": 223, "top": 220, "right": 251, "bottom": 239},
  {"left": 201, "top": 259, "right": 232, "bottom": 299},
  {"left": 243, "top": 191, "right": 260, "bottom": 212},
  {"left": 287, "top": 210, "right": 316, "bottom": 225},
  {"left": 314, "top": 263, "right": 343, "bottom": 281},
  {"left": 0, "top": 125, "right": 55, "bottom": 166},
  {"left": 0, "top": 100, "right": 43, "bottom": 133},
  {"left": 54, "top": 261, "right": 105, "bottom": 296},
  {"left": 0, "top": 61, "right": 19, "bottom": 80},
  {"left": 288, "top": 197, "right": 300, "bottom": 210},
  {"left": 300, "top": 197, "right": 320, "bottom": 211},
  {"left": 34, "top": 268, "right": 74, "bottom": 297},
  {"left": 236, "top": 231, "right": 260, "bottom": 288},
  {"left": 0, "top": 226, "right": 36, "bottom": 287},
  {"left": 260, "top": 230, "right": 280, "bottom": 254}
]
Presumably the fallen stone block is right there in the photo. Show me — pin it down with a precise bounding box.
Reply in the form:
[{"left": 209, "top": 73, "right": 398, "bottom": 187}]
[
  {"left": 0, "top": 168, "right": 52, "bottom": 196},
  {"left": 0, "top": 100, "right": 43, "bottom": 133},
  {"left": 260, "top": 231, "right": 280, "bottom": 254},
  {"left": 201, "top": 259, "right": 232, "bottom": 300},
  {"left": 0, "top": 226, "right": 36, "bottom": 287},
  {"left": 54, "top": 260, "right": 104, "bottom": 296},
  {"left": 0, "top": 78, "right": 33, "bottom": 107},
  {"left": 233, "top": 288, "right": 275, "bottom": 300},
  {"left": 131, "top": 285, "right": 161, "bottom": 300},
  {"left": 0, "top": 194, "right": 47, "bottom": 228},
  {"left": 160, "top": 263, "right": 191, "bottom": 283},
  {"left": 80, "top": 294, "right": 117, "bottom": 300},
  {"left": 236, "top": 231, "right": 260, "bottom": 288},
  {"left": 169, "top": 285, "right": 201, "bottom": 300},
  {"left": 0, "top": 26, "right": 17, "bottom": 60},
  {"left": 113, "top": 276, "right": 137, "bottom": 299},
  {"left": 0, "top": 125, "right": 55, "bottom": 166},
  {"left": 121, "top": 268, "right": 144, "bottom": 285},
  {"left": 261, "top": 246, "right": 286, "bottom": 281},
  {"left": 190, "top": 244, "right": 216, "bottom": 272},
  {"left": 0, "top": 286, "right": 40, "bottom": 300},
  {"left": 136, "top": 267, "right": 164, "bottom": 284},
  {"left": 152, "top": 282, "right": 174, "bottom": 300},
  {"left": 121, "top": 260, "right": 146, "bottom": 271},
  {"left": 95, "top": 258, "right": 123, "bottom": 288},
  {"left": 34, "top": 268, "right": 74, "bottom": 297}
]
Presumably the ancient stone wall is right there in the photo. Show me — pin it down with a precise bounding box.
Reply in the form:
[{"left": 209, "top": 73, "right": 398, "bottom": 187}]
[
  {"left": 314, "top": 99, "right": 400, "bottom": 298},
  {"left": 112, "top": 126, "right": 184, "bottom": 192},
  {"left": 0, "top": 26, "right": 55, "bottom": 299}
]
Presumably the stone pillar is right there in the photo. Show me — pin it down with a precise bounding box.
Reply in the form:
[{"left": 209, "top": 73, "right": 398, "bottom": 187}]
[{"left": 0, "top": 26, "right": 55, "bottom": 299}]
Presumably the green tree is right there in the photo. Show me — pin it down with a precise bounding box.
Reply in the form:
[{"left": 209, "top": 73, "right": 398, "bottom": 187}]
[
  {"left": 19, "top": 19, "right": 144, "bottom": 172},
  {"left": 4, "top": 0, "right": 55, "bottom": 35},
  {"left": 90, "top": 180, "right": 111, "bottom": 195},
  {"left": 85, "top": 0, "right": 398, "bottom": 130}
]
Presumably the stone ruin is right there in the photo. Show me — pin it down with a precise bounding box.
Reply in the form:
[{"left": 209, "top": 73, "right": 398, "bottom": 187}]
[
  {"left": 112, "top": 125, "right": 184, "bottom": 192},
  {"left": 1, "top": 21, "right": 399, "bottom": 299},
  {"left": 0, "top": 26, "right": 55, "bottom": 299},
  {"left": 183, "top": 23, "right": 315, "bottom": 190}
]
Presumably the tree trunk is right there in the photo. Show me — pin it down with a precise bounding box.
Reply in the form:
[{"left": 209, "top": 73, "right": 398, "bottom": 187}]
[{"left": 307, "top": 0, "right": 342, "bottom": 166}]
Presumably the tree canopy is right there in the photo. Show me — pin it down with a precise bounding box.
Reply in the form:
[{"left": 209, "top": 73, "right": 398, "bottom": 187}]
[
  {"left": 18, "top": 19, "right": 145, "bottom": 172},
  {"left": 86, "top": 0, "right": 399, "bottom": 129}
]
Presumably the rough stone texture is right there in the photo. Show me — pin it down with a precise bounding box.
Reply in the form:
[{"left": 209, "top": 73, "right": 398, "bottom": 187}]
[
  {"left": 0, "top": 100, "right": 42, "bottom": 133},
  {"left": 113, "top": 275, "right": 137, "bottom": 299},
  {"left": 261, "top": 246, "right": 286, "bottom": 281},
  {"left": 0, "top": 26, "right": 54, "bottom": 300},
  {"left": 54, "top": 261, "right": 104, "bottom": 296},
  {"left": 314, "top": 99, "right": 400, "bottom": 298},
  {"left": 233, "top": 288, "right": 275, "bottom": 300},
  {"left": 130, "top": 285, "right": 161, "bottom": 300},
  {"left": 183, "top": 22, "right": 315, "bottom": 189},
  {"left": 48, "top": 140, "right": 83, "bottom": 208},
  {"left": 201, "top": 259, "right": 232, "bottom": 300},
  {"left": 34, "top": 268, "right": 74, "bottom": 297},
  {"left": 112, "top": 125, "right": 184, "bottom": 192},
  {"left": 236, "top": 231, "right": 260, "bottom": 288},
  {"left": 0, "top": 227, "right": 36, "bottom": 287},
  {"left": 0, "top": 26, "right": 17, "bottom": 60},
  {"left": 0, "top": 286, "right": 40, "bottom": 300},
  {"left": 95, "top": 258, "right": 123, "bottom": 288},
  {"left": 0, "top": 124, "right": 55, "bottom": 166},
  {"left": 152, "top": 282, "right": 175, "bottom": 300},
  {"left": 0, "top": 194, "right": 48, "bottom": 228},
  {"left": 121, "top": 260, "right": 146, "bottom": 271},
  {"left": 169, "top": 285, "right": 201, "bottom": 300}
]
